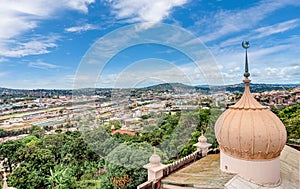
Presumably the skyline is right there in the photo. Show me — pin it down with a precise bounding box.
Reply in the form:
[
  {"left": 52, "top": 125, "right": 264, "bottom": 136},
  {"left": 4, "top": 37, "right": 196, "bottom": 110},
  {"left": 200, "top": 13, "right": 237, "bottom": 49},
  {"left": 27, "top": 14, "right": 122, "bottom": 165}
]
[{"left": 0, "top": 0, "right": 300, "bottom": 89}]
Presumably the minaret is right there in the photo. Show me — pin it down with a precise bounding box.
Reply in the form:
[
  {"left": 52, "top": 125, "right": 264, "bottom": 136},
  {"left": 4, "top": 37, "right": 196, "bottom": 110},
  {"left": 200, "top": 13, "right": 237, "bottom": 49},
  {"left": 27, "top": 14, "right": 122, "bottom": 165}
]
[{"left": 214, "top": 41, "right": 287, "bottom": 186}]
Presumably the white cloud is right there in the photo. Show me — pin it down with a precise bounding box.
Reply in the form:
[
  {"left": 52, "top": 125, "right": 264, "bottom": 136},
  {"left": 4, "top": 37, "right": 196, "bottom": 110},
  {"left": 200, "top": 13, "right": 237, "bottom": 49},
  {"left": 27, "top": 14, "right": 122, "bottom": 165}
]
[
  {"left": 0, "top": 0, "right": 95, "bottom": 39},
  {"left": 0, "top": 0, "right": 94, "bottom": 57},
  {"left": 28, "top": 60, "right": 61, "bottom": 69},
  {"left": 0, "top": 35, "right": 59, "bottom": 57},
  {"left": 64, "top": 0, "right": 95, "bottom": 13},
  {"left": 217, "top": 19, "right": 300, "bottom": 48},
  {"left": 251, "top": 65, "right": 300, "bottom": 83},
  {"left": 106, "top": 0, "right": 188, "bottom": 29},
  {"left": 185, "top": 27, "right": 300, "bottom": 85},
  {"left": 254, "top": 19, "right": 299, "bottom": 38},
  {"left": 197, "top": 0, "right": 300, "bottom": 42},
  {"left": 65, "top": 24, "right": 98, "bottom": 33}
]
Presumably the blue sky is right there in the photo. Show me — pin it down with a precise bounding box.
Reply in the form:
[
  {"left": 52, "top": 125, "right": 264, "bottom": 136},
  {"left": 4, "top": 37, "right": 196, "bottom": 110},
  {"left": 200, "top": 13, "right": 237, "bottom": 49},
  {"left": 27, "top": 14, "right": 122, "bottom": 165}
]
[{"left": 0, "top": 0, "right": 299, "bottom": 89}]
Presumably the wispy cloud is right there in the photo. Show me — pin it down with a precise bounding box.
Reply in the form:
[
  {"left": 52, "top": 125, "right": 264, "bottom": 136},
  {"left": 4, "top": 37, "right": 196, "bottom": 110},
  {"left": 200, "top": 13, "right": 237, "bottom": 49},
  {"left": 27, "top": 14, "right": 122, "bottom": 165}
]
[
  {"left": 106, "top": 0, "right": 188, "bottom": 29},
  {"left": 65, "top": 23, "right": 98, "bottom": 33},
  {"left": 0, "top": 0, "right": 94, "bottom": 58},
  {"left": 0, "top": 57, "right": 8, "bottom": 63},
  {"left": 196, "top": 0, "right": 300, "bottom": 42},
  {"left": 0, "top": 35, "right": 59, "bottom": 57},
  {"left": 211, "top": 34, "right": 300, "bottom": 84},
  {"left": 254, "top": 19, "right": 299, "bottom": 38},
  {"left": 0, "top": 0, "right": 95, "bottom": 39},
  {"left": 28, "top": 60, "right": 61, "bottom": 69},
  {"left": 218, "top": 19, "right": 300, "bottom": 48}
]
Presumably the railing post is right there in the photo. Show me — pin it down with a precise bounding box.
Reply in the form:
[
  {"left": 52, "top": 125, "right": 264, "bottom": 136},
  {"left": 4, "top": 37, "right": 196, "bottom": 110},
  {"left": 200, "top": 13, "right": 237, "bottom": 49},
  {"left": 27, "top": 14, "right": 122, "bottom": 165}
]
[
  {"left": 143, "top": 149, "right": 167, "bottom": 181},
  {"left": 193, "top": 134, "right": 212, "bottom": 157}
]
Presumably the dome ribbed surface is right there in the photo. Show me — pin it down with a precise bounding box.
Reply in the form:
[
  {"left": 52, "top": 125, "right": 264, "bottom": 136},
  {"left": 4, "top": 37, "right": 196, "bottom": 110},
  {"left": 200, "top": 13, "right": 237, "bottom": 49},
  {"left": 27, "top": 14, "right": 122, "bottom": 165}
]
[{"left": 215, "top": 79, "right": 287, "bottom": 160}]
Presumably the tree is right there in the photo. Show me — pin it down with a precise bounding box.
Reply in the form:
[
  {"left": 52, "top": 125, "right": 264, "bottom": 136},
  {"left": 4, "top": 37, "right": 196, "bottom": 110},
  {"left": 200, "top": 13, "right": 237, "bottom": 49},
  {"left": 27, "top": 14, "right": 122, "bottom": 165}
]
[
  {"left": 47, "top": 164, "right": 76, "bottom": 189},
  {"left": 0, "top": 140, "right": 24, "bottom": 172},
  {"left": 2, "top": 130, "right": 104, "bottom": 188},
  {"left": 278, "top": 104, "right": 300, "bottom": 143},
  {"left": 41, "top": 134, "right": 65, "bottom": 163},
  {"left": 205, "top": 108, "right": 222, "bottom": 148},
  {"left": 30, "top": 125, "right": 45, "bottom": 138},
  {"left": 160, "top": 111, "right": 198, "bottom": 159},
  {"left": 9, "top": 145, "right": 55, "bottom": 188},
  {"left": 101, "top": 143, "right": 152, "bottom": 189},
  {"left": 197, "top": 109, "right": 211, "bottom": 132},
  {"left": 107, "top": 120, "right": 121, "bottom": 131}
]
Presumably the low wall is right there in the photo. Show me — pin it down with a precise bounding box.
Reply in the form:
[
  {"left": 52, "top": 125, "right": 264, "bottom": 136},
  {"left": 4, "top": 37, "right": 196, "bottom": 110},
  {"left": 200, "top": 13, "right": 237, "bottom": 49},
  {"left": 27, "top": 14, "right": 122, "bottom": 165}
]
[
  {"left": 137, "top": 180, "right": 160, "bottom": 189},
  {"left": 162, "top": 151, "right": 202, "bottom": 177},
  {"left": 137, "top": 151, "right": 202, "bottom": 189}
]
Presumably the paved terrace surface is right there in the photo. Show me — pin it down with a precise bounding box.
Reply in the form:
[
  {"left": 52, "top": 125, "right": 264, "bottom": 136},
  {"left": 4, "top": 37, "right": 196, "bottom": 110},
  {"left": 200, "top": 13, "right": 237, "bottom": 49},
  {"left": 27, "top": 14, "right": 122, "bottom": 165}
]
[{"left": 161, "top": 154, "right": 236, "bottom": 188}]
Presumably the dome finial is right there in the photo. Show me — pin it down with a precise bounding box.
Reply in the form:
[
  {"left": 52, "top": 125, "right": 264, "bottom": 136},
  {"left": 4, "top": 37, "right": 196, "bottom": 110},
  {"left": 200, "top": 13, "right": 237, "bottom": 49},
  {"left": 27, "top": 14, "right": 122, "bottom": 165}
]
[{"left": 242, "top": 41, "right": 250, "bottom": 78}]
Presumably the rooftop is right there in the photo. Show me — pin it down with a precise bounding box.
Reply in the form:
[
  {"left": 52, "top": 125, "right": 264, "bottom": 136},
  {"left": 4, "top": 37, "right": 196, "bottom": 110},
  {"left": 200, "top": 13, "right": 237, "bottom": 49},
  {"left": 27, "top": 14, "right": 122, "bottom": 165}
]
[
  {"left": 161, "top": 145, "right": 300, "bottom": 189},
  {"left": 225, "top": 145, "right": 299, "bottom": 189},
  {"left": 161, "top": 154, "right": 236, "bottom": 188}
]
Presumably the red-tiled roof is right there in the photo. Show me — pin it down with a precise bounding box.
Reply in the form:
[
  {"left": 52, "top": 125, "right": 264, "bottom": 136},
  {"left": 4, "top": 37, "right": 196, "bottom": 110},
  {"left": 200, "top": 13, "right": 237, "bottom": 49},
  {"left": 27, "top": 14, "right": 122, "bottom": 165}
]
[{"left": 111, "top": 129, "right": 135, "bottom": 136}]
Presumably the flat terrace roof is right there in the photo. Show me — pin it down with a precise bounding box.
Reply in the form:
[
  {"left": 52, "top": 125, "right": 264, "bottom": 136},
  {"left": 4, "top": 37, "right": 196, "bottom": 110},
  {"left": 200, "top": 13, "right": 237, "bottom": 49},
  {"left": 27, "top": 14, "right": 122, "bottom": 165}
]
[
  {"left": 161, "top": 154, "right": 235, "bottom": 188},
  {"left": 161, "top": 145, "right": 300, "bottom": 189}
]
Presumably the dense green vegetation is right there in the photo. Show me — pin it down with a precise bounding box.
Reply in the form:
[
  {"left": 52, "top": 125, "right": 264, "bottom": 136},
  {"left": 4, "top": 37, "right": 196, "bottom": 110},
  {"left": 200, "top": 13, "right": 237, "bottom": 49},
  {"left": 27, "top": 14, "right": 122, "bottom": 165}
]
[
  {"left": 276, "top": 104, "right": 300, "bottom": 144},
  {"left": 0, "top": 129, "right": 104, "bottom": 189},
  {"left": 1, "top": 108, "right": 220, "bottom": 188}
]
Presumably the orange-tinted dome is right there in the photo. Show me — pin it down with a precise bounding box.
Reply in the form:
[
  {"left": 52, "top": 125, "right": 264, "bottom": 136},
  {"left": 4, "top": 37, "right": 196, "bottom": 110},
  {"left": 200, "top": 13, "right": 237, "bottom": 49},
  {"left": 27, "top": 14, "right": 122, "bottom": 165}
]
[{"left": 215, "top": 78, "right": 287, "bottom": 160}]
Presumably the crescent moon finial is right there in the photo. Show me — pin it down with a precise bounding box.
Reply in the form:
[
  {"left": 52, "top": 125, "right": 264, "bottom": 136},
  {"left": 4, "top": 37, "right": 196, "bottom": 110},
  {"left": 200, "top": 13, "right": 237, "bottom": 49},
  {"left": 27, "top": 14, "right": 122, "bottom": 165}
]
[
  {"left": 242, "top": 41, "right": 250, "bottom": 78},
  {"left": 242, "top": 41, "right": 250, "bottom": 49}
]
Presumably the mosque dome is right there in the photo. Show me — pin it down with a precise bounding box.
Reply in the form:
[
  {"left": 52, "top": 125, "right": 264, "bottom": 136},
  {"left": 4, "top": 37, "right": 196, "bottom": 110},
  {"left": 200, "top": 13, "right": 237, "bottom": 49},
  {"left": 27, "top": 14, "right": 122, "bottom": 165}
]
[{"left": 215, "top": 42, "right": 287, "bottom": 161}]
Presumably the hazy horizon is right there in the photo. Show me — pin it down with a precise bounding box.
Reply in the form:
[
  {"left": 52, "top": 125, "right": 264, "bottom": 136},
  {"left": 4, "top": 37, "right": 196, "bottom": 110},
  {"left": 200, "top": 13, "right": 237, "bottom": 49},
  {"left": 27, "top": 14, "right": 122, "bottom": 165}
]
[{"left": 1, "top": 81, "right": 299, "bottom": 91}]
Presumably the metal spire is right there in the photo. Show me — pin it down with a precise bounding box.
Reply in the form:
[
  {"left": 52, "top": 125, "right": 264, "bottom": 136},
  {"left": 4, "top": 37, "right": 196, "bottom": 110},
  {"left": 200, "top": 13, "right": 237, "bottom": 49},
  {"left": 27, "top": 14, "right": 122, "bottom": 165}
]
[{"left": 242, "top": 41, "right": 250, "bottom": 78}]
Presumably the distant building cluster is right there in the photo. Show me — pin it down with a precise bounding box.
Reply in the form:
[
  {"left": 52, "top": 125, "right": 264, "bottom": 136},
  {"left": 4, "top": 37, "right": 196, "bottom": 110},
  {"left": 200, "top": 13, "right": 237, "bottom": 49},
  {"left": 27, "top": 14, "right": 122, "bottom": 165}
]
[
  {"left": 1, "top": 85, "right": 299, "bottom": 144},
  {"left": 253, "top": 87, "right": 300, "bottom": 108}
]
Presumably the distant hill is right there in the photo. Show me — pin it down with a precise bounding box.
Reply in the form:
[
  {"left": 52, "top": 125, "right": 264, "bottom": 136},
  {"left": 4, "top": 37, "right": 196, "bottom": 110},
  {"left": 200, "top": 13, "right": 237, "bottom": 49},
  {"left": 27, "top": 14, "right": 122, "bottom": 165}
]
[
  {"left": 0, "top": 87, "right": 72, "bottom": 97},
  {"left": 144, "top": 82, "right": 196, "bottom": 91},
  {"left": 143, "top": 82, "right": 299, "bottom": 93},
  {"left": 1, "top": 83, "right": 299, "bottom": 96},
  {"left": 223, "top": 83, "right": 299, "bottom": 93}
]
